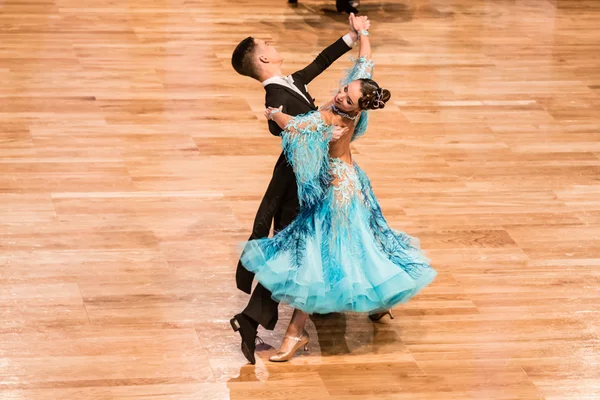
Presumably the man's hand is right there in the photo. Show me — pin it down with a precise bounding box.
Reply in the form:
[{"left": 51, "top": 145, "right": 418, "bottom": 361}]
[
  {"left": 348, "top": 13, "right": 359, "bottom": 42},
  {"left": 331, "top": 125, "right": 350, "bottom": 142}
]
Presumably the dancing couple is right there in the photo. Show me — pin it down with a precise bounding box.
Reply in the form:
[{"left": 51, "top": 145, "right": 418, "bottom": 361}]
[{"left": 230, "top": 14, "right": 436, "bottom": 363}]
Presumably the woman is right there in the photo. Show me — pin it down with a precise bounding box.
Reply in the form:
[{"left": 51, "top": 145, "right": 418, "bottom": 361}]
[{"left": 240, "top": 18, "right": 437, "bottom": 362}]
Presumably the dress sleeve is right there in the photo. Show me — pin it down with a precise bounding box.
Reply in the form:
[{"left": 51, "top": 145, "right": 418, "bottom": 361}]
[
  {"left": 281, "top": 111, "right": 333, "bottom": 207},
  {"left": 340, "top": 56, "right": 375, "bottom": 86}
]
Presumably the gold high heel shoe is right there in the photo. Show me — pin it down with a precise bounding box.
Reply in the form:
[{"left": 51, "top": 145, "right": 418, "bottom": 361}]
[
  {"left": 269, "top": 330, "right": 310, "bottom": 362},
  {"left": 368, "top": 309, "right": 395, "bottom": 322}
]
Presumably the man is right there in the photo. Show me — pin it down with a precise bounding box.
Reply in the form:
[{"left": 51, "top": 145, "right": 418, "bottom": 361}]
[{"left": 230, "top": 15, "right": 363, "bottom": 364}]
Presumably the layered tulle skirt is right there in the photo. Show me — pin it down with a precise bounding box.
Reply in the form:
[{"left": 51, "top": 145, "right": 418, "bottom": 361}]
[{"left": 240, "top": 159, "right": 436, "bottom": 314}]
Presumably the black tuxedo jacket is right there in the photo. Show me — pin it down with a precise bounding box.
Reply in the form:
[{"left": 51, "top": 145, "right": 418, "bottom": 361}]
[{"left": 236, "top": 36, "right": 352, "bottom": 294}]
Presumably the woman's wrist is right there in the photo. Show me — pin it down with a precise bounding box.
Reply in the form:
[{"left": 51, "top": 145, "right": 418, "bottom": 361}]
[{"left": 268, "top": 108, "right": 281, "bottom": 120}]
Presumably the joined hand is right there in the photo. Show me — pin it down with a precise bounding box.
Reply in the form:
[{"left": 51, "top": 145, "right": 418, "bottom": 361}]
[{"left": 350, "top": 13, "right": 370, "bottom": 33}]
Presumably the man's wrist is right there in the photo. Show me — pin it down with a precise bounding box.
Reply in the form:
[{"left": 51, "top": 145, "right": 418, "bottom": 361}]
[{"left": 343, "top": 32, "right": 358, "bottom": 48}]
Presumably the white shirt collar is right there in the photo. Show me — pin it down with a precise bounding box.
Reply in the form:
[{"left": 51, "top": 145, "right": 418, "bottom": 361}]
[{"left": 262, "top": 75, "right": 293, "bottom": 87}]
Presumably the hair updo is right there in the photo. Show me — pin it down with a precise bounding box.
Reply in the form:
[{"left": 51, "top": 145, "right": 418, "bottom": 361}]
[{"left": 357, "top": 79, "right": 392, "bottom": 111}]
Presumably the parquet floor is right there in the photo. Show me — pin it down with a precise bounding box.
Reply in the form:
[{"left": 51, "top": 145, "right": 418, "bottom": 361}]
[{"left": 1, "top": 0, "right": 599, "bottom": 399}]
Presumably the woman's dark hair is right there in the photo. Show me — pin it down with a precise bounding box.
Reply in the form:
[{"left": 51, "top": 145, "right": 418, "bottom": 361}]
[
  {"left": 358, "top": 78, "right": 391, "bottom": 111},
  {"left": 231, "top": 37, "right": 259, "bottom": 79}
]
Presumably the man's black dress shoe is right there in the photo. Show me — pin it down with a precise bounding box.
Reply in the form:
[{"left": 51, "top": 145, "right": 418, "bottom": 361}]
[{"left": 230, "top": 313, "right": 259, "bottom": 365}]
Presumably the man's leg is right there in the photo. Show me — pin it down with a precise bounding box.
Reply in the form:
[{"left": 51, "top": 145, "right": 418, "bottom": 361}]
[
  {"left": 242, "top": 283, "right": 279, "bottom": 331},
  {"left": 236, "top": 155, "right": 288, "bottom": 293},
  {"left": 273, "top": 162, "right": 300, "bottom": 233},
  {"left": 232, "top": 156, "right": 289, "bottom": 364}
]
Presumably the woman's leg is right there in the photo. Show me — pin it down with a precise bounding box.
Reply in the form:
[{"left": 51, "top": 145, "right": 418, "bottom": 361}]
[{"left": 278, "top": 309, "right": 309, "bottom": 351}]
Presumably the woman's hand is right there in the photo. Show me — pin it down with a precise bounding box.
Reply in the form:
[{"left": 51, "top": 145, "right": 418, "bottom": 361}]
[
  {"left": 265, "top": 106, "right": 292, "bottom": 129},
  {"left": 352, "top": 13, "right": 372, "bottom": 58},
  {"left": 265, "top": 106, "right": 283, "bottom": 121}
]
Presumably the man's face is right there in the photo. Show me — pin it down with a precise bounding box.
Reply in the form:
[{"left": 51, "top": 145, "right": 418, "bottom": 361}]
[{"left": 254, "top": 39, "right": 284, "bottom": 65}]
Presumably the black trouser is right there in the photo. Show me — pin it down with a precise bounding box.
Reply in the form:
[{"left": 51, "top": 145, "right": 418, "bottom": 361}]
[{"left": 238, "top": 154, "right": 299, "bottom": 330}]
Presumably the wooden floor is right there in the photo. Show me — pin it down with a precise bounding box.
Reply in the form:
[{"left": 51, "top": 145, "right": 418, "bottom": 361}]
[{"left": 2, "top": 0, "right": 600, "bottom": 398}]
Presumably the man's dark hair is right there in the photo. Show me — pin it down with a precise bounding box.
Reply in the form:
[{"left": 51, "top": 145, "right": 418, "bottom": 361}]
[{"left": 232, "top": 36, "right": 260, "bottom": 79}]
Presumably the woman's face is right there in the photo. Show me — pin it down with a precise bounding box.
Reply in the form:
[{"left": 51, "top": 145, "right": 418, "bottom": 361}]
[{"left": 333, "top": 80, "right": 362, "bottom": 113}]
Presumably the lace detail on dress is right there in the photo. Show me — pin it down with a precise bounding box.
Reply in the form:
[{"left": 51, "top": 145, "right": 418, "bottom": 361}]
[{"left": 330, "top": 158, "right": 363, "bottom": 208}]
